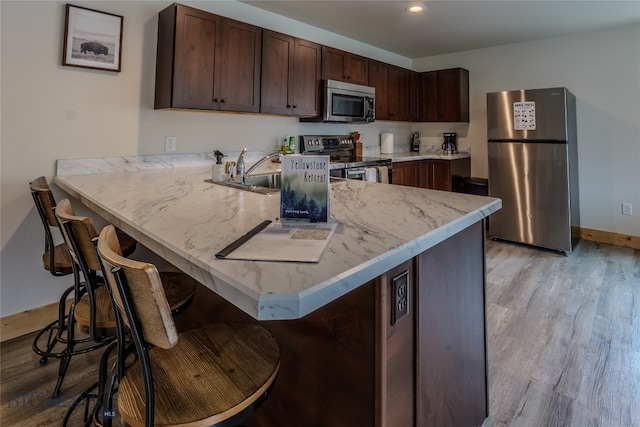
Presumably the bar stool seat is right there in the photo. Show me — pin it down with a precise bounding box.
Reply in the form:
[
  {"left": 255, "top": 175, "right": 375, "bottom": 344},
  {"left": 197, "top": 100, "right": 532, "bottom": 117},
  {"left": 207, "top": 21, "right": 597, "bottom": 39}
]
[{"left": 43, "top": 243, "right": 73, "bottom": 275}]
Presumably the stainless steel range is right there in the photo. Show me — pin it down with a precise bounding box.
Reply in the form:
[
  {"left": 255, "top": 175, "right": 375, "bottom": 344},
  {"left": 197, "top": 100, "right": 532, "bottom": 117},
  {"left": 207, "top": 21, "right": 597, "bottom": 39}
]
[{"left": 299, "top": 135, "right": 393, "bottom": 182}]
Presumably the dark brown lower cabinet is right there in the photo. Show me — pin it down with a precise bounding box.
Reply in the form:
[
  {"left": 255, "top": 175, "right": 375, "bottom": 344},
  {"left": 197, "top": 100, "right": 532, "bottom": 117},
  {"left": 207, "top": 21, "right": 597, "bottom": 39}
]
[
  {"left": 430, "top": 158, "right": 470, "bottom": 192},
  {"left": 177, "top": 222, "right": 488, "bottom": 427},
  {"left": 393, "top": 158, "right": 470, "bottom": 192}
]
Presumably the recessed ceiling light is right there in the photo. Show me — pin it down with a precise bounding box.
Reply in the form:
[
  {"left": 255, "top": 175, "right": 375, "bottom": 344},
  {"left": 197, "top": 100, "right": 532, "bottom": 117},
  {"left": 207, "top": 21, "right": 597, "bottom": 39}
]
[{"left": 406, "top": 4, "right": 426, "bottom": 13}]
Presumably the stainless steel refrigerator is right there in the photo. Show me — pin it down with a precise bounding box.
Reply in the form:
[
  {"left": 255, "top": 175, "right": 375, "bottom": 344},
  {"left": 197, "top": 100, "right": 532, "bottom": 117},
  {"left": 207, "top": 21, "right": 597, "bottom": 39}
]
[{"left": 487, "top": 87, "right": 579, "bottom": 253}]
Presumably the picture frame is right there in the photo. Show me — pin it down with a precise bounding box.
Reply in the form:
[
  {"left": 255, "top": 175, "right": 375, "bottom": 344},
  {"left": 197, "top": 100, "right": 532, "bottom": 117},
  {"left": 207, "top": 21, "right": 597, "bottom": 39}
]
[{"left": 62, "top": 4, "right": 123, "bottom": 72}]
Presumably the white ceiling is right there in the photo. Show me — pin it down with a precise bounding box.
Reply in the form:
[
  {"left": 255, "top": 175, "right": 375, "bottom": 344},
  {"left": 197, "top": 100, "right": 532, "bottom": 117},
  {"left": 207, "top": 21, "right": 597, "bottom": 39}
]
[{"left": 241, "top": 0, "right": 640, "bottom": 58}]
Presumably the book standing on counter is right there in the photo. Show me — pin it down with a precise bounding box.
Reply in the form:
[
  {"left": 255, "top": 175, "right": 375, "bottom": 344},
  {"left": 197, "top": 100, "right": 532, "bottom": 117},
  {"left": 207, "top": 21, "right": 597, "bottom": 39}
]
[{"left": 280, "top": 154, "right": 330, "bottom": 222}]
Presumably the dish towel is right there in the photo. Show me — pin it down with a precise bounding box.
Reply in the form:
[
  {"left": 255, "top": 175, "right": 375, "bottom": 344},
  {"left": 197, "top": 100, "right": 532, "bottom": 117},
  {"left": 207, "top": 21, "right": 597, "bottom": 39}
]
[
  {"left": 364, "top": 167, "right": 378, "bottom": 182},
  {"left": 376, "top": 166, "right": 389, "bottom": 184}
]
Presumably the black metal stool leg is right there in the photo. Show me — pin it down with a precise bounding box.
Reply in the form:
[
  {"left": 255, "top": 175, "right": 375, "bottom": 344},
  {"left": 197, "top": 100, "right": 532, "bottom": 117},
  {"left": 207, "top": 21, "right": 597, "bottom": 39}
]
[{"left": 51, "top": 302, "right": 78, "bottom": 398}]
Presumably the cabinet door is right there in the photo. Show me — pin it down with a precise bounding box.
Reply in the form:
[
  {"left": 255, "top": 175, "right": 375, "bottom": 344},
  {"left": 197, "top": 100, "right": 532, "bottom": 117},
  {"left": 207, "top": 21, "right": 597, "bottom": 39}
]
[
  {"left": 261, "top": 32, "right": 320, "bottom": 117},
  {"left": 416, "top": 160, "right": 429, "bottom": 189},
  {"left": 292, "top": 38, "right": 322, "bottom": 117},
  {"left": 260, "top": 30, "right": 294, "bottom": 115},
  {"left": 322, "top": 46, "right": 368, "bottom": 85},
  {"left": 419, "top": 71, "right": 438, "bottom": 122},
  {"left": 430, "top": 160, "right": 452, "bottom": 191},
  {"left": 345, "top": 53, "right": 369, "bottom": 85},
  {"left": 171, "top": 5, "right": 222, "bottom": 110},
  {"left": 418, "top": 68, "right": 470, "bottom": 122},
  {"left": 438, "top": 68, "right": 469, "bottom": 122},
  {"left": 409, "top": 71, "right": 421, "bottom": 122},
  {"left": 219, "top": 18, "right": 261, "bottom": 112},
  {"left": 388, "top": 66, "right": 410, "bottom": 121},
  {"left": 392, "top": 162, "right": 417, "bottom": 187},
  {"left": 369, "top": 60, "right": 389, "bottom": 120}
]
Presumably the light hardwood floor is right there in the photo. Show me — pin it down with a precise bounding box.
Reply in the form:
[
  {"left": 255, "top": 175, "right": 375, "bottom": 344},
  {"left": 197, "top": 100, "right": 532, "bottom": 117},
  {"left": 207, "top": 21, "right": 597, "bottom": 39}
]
[{"left": 1, "top": 239, "right": 639, "bottom": 426}]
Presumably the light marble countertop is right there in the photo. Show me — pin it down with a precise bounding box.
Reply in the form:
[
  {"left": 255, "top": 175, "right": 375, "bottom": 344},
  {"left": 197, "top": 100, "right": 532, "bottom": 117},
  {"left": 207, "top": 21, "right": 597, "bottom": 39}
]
[{"left": 55, "top": 154, "right": 499, "bottom": 320}]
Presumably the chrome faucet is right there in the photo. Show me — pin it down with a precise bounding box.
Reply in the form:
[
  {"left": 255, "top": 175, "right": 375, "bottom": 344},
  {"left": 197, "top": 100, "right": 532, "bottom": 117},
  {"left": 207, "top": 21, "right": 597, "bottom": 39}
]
[
  {"left": 245, "top": 152, "right": 281, "bottom": 176},
  {"left": 236, "top": 148, "right": 247, "bottom": 184}
]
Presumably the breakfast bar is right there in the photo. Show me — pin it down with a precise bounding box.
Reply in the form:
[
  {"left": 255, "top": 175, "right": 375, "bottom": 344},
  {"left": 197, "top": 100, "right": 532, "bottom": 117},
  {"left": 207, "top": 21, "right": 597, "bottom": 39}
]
[{"left": 55, "top": 153, "right": 500, "bottom": 427}]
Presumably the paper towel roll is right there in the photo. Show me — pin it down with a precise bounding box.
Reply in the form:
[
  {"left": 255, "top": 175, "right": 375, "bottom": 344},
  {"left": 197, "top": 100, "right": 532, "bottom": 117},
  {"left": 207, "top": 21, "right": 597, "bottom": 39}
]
[{"left": 380, "top": 133, "right": 394, "bottom": 154}]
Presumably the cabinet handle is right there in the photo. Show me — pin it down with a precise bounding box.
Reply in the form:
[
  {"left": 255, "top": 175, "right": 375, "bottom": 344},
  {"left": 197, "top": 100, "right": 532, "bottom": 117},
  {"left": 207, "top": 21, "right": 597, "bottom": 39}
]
[
  {"left": 213, "top": 98, "right": 219, "bottom": 103},
  {"left": 220, "top": 99, "right": 225, "bottom": 103},
  {"left": 286, "top": 104, "right": 292, "bottom": 108}
]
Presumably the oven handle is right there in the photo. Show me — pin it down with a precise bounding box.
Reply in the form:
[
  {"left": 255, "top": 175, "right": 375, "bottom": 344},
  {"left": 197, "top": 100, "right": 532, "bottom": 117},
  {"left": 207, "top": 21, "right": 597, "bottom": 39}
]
[{"left": 345, "top": 168, "right": 366, "bottom": 179}]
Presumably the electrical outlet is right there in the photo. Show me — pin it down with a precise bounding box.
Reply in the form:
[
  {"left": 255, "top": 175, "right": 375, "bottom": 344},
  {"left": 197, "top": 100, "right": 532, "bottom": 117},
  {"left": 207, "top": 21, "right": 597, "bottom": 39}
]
[
  {"left": 391, "top": 271, "right": 409, "bottom": 325},
  {"left": 165, "top": 136, "right": 177, "bottom": 152},
  {"left": 622, "top": 202, "right": 632, "bottom": 215}
]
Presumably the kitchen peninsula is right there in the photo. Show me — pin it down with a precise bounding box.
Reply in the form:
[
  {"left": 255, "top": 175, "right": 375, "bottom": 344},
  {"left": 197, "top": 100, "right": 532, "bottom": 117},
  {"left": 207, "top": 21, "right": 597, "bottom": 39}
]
[{"left": 55, "top": 154, "right": 500, "bottom": 427}]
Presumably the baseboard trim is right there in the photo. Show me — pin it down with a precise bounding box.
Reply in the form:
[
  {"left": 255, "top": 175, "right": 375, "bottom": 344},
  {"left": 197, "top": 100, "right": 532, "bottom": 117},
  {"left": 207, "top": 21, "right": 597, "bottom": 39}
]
[
  {"left": 1, "top": 300, "right": 68, "bottom": 343},
  {"left": 579, "top": 227, "right": 640, "bottom": 250}
]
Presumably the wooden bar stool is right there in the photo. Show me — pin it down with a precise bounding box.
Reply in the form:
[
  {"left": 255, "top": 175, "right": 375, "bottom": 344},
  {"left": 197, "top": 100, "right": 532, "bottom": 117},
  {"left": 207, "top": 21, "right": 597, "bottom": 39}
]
[
  {"left": 54, "top": 200, "right": 197, "bottom": 425},
  {"left": 30, "top": 177, "right": 135, "bottom": 397},
  {"left": 97, "top": 224, "right": 280, "bottom": 427},
  {"left": 30, "top": 176, "right": 73, "bottom": 276}
]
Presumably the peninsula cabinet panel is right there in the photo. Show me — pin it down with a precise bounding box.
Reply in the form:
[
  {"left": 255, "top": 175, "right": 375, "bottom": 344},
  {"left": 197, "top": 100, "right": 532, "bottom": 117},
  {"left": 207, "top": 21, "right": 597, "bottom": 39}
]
[
  {"left": 154, "top": 4, "right": 261, "bottom": 112},
  {"left": 417, "top": 221, "right": 488, "bottom": 426},
  {"left": 322, "top": 46, "right": 369, "bottom": 85},
  {"left": 376, "top": 259, "right": 416, "bottom": 427},
  {"left": 173, "top": 223, "right": 488, "bottom": 427},
  {"left": 260, "top": 30, "right": 321, "bottom": 117}
]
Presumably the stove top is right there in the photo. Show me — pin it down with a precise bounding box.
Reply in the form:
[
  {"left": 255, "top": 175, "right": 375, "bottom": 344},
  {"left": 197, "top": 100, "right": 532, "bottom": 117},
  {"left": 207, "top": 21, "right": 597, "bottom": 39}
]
[
  {"left": 300, "top": 135, "right": 353, "bottom": 158},
  {"left": 299, "top": 134, "right": 391, "bottom": 169}
]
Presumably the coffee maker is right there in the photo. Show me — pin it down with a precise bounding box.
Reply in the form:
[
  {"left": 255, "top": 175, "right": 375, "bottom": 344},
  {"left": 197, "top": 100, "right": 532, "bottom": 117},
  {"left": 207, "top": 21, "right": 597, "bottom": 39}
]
[
  {"left": 410, "top": 132, "right": 420, "bottom": 152},
  {"left": 442, "top": 132, "right": 457, "bottom": 154}
]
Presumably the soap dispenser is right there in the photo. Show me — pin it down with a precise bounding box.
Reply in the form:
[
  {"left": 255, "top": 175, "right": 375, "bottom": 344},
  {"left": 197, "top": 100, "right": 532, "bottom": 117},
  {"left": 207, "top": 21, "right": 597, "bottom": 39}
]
[{"left": 212, "top": 150, "right": 226, "bottom": 182}]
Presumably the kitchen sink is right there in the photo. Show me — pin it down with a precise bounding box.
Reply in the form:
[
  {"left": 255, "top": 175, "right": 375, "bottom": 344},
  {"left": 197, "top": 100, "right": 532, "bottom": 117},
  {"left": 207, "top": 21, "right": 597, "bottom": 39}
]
[{"left": 244, "top": 172, "right": 281, "bottom": 189}]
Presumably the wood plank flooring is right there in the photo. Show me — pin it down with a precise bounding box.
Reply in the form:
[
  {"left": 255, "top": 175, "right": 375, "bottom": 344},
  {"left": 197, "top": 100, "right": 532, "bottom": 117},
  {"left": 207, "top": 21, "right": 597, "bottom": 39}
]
[
  {"left": 483, "top": 239, "right": 640, "bottom": 427},
  {"left": 1, "top": 239, "right": 638, "bottom": 426}
]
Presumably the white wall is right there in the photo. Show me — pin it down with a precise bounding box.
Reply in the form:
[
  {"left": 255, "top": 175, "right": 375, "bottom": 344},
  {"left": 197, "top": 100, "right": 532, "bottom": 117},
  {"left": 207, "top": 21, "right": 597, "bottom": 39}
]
[
  {"left": 1, "top": 1, "right": 638, "bottom": 317},
  {"left": 0, "top": 0, "right": 411, "bottom": 317},
  {"left": 413, "top": 23, "right": 640, "bottom": 241}
]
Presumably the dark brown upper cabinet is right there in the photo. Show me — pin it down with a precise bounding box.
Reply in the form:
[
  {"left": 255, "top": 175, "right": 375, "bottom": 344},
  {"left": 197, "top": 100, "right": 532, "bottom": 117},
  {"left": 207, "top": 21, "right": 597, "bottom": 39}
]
[
  {"left": 260, "top": 30, "right": 321, "bottom": 117},
  {"left": 321, "top": 46, "right": 368, "bottom": 85},
  {"left": 387, "top": 65, "right": 411, "bottom": 121},
  {"left": 154, "top": 4, "right": 262, "bottom": 113},
  {"left": 369, "top": 60, "right": 411, "bottom": 122},
  {"left": 410, "top": 71, "right": 421, "bottom": 122},
  {"left": 419, "top": 68, "right": 469, "bottom": 122}
]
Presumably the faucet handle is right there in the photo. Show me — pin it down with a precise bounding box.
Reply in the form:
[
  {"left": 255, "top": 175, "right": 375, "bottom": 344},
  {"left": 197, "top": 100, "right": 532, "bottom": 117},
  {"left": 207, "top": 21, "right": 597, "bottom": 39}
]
[{"left": 226, "top": 161, "right": 236, "bottom": 180}]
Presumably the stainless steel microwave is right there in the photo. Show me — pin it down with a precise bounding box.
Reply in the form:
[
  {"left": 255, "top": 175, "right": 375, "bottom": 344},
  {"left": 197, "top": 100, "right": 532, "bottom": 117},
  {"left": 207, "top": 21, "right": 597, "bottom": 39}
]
[{"left": 301, "top": 80, "right": 375, "bottom": 123}]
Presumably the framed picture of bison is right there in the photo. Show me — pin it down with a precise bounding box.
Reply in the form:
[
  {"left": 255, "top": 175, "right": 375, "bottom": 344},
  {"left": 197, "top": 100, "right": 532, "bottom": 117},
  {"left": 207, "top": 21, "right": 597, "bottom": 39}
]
[{"left": 62, "top": 4, "right": 123, "bottom": 72}]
